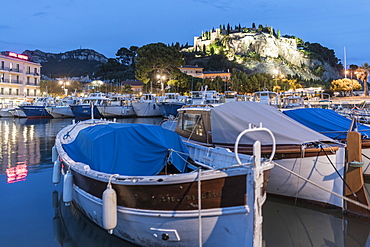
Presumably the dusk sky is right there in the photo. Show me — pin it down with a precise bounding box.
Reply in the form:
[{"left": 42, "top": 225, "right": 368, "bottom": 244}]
[{"left": 1, "top": 0, "right": 369, "bottom": 67}]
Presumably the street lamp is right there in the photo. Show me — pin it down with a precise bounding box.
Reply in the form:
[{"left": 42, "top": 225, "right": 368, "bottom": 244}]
[
  {"left": 157, "top": 74, "right": 166, "bottom": 96},
  {"left": 59, "top": 80, "right": 70, "bottom": 95}
]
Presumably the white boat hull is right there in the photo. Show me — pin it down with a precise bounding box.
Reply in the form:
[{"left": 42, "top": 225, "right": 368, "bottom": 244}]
[
  {"left": 267, "top": 148, "right": 345, "bottom": 208},
  {"left": 46, "top": 106, "right": 74, "bottom": 118},
  {"left": 0, "top": 109, "right": 14, "bottom": 117},
  {"left": 132, "top": 102, "right": 162, "bottom": 117},
  {"left": 11, "top": 109, "right": 27, "bottom": 118},
  {"left": 96, "top": 105, "right": 136, "bottom": 118},
  {"left": 72, "top": 185, "right": 256, "bottom": 247}
]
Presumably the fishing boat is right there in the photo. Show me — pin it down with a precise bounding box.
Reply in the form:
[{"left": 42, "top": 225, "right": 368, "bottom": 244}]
[
  {"left": 131, "top": 93, "right": 162, "bottom": 117},
  {"left": 19, "top": 97, "right": 56, "bottom": 118},
  {"left": 45, "top": 96, "right": 81, "bottom": 118},
  {"left": 283, "top": 108, "right": 370, "bottom": 179},
  {"left": 52, "top": 119, "right": 275, "bottom": 246},
  {"left": 161, "top": 101, "right": 370, "bottom": 217}
]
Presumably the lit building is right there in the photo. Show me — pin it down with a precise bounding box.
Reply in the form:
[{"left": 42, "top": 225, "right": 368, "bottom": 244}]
[
  {"left": 0, "top": 52, "right": 41, "bottom": 106},
  {"left": 179, "top": 65, "right": 231, "bottom": 81}
]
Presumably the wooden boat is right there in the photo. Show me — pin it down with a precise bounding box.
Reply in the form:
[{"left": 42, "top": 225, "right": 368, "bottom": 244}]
[
  {"left": 283, "top": 108, "right": 370, "bottom": 179},
  {"left": 162, "top": 101, "right": 370, "bottom": 217},
  {"left": 52, "top": 119, "right": 275, "bottom": 246}
]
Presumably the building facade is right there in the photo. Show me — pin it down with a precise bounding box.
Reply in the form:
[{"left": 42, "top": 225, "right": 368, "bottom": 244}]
[
  {"left": 179, "top": 65, "right": 231, "bottom": 81},
  {"left": 0, "top": 52, "right": 41, "bottom": 106}
]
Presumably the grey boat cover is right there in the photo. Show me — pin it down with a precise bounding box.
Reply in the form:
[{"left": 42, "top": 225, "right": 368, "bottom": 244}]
[{"left": 210, "top": 101, "right": 334, "bottom": 145}]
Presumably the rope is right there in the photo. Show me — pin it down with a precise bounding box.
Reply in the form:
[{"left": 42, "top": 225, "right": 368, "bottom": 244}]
[
  {"left": 272, "top": 161, "right": 370, "bottom": 211},
  {"left": 319, "top": 145, "right": 359, "bottom": 200},
  {"left": 198, "top": 169, "right": 202, "bottom": 247}
]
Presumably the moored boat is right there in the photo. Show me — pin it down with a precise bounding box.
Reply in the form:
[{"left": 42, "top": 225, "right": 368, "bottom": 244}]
[
  {"left": 19, "top": 97, "right": 56, "bottom": 118},
  {"left": 283, "top": 108, "right": 370, "bottom": 179},
  {"left": 69, "top": 92, "right": 106, "bottom": 119},
  {"left": 131, "top": 93, "right": 162, "bottom": 117},
  {"left": 96, "top": 94, "right": 136, "bottom": 118},
  {"left": 156, "top": 93, "right": 186, "bottom": 117},
  {"left": 52, "top": 119, "right": 275, "bottom": 246},
  {"left": 161, "top": 101, "right": 370, "bottom": 217},
  {"left": 46, "top": 96, "right": 81, "bottom": 118}
]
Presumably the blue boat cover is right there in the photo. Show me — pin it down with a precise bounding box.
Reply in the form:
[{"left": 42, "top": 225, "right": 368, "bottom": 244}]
[
  {"left": 63, "top": 123, "right": 189, "bottom": 176},
  {"left": 283, "top": 108, "right": 370, "bottom": 140}
]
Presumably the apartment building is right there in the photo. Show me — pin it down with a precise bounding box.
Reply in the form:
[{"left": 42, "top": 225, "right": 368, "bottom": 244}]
[
  {"left": 0, "top": 52, "right": 41, "bottom": 106},
  {"left": 179, "top": 65, "right": 231, "bottom": 81}
]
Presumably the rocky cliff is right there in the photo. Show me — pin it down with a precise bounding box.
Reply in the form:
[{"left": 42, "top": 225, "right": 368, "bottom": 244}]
[
  {"left": 191, "top": 28, "right": 342, "bottom": 81},
  {"left": 21, "top": 49, "right": 108, "bottom": 78}
]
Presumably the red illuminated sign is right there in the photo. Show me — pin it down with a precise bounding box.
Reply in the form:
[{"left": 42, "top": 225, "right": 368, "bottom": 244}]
[
  {"left": 6, "top": 164, "right": 28, "bottom": 183},
  {"left": 8, "top": 52, "right": 29, "bottom": 60}
]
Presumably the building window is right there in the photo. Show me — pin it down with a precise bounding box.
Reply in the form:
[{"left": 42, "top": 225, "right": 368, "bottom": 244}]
[
  {"left": 27, "top": 66, "right": 30, "bottom": 74},
  {"left": 16, "top": 64, "right": 19, "bottom": 72},
  {"left": 34, "top": 89, "right": 36, "bottom": 96},
  {"left": 1, "top": 88, "right": 3, "bottom": 94},
  {"left": 1, "top": 61, "right": 4, "bottom": 70},
  {"left": 34, "top": 68, "right": 37, "bottom": 75},
  {"left": 9, "top": 63, "right": 13, "bottom": 71},
  {"left": 9, "top": 88, "right": 12, "bottom": 95},
  {"left": 27, "top": 77, "right": 30, "bottom": 84},
  {"left": 0, "top": 73, "right": 4, "bottom": 82},
  {"left": 9, "top": 74, "right": 12, "bottom": 83},
  {"left": 16, "top": 75, "right": 19, "bottom": 83},
  {"left": 16, "top": 89, "right": 19, "bottom": 95},
  {"left": 27, "top": 89, "right": 29, "bottom": 96},
  {"left": 34, "top": 78, "right": 37, "bottom": 85}
]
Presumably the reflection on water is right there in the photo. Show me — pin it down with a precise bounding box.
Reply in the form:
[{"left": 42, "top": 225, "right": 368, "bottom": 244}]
[
  {"left": 263, "top": 196, "right": 370, "bottom": 246},
  {"left": 52, "top": 191, "right": 138, "bottom": 247},
  {"left": 0, "top": 117, "right": 369, "bottom": 246},
  {"left": 0, "top": 117, "right": 163, "bottom": 184}
]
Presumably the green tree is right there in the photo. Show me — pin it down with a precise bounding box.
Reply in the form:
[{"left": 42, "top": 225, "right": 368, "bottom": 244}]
[{"left": 135, "top": 43, "right": 185, "bottom": 93}]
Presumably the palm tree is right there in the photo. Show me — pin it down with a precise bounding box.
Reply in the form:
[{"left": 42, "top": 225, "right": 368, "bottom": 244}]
[{"left": 356, "top": 63, "right": 370, "bottom": 96}]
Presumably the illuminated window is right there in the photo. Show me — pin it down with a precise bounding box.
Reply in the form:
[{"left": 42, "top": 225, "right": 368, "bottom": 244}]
[{"left": 183, "top": 113, "right": 205, "bottom": 136}]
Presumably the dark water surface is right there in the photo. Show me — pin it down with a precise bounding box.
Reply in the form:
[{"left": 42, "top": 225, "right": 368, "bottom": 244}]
[{"left": 0, "top": 118, "right": 369, "bottom": 247}]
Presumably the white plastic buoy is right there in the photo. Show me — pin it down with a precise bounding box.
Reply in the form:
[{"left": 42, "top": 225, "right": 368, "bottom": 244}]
[
  {"left": 102, "top": 182, "right": 117, "bottom": 234},
  {"left": 52, "top": 159, "right": 62, "bottom": 185},
  {"left": 63, "top": 171, "right": 73, "bottom": 205},
  {"left": 51, "top": 146, "right": 58, "bottom": 163}
]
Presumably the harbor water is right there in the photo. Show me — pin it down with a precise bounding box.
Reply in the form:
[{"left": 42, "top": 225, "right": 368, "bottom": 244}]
[{"left": 0, "top": 117, "right": 369, "bottom": 247}]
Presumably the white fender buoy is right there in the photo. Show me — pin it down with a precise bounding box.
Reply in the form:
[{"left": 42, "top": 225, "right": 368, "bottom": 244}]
[
  {"left": 52, "top": 146, "right": 58, "bottom": 163},
  {"left": 102, "top": 182, "right": 117, "bottom": 234},
  {"left": 63, "top": 171, "right": 73, "bottom": 205},
  {"left": 52, "top": 159, "right": 62, "bottom": 185}
]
